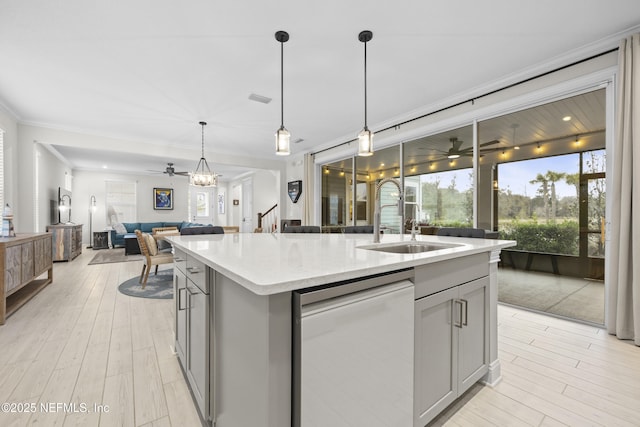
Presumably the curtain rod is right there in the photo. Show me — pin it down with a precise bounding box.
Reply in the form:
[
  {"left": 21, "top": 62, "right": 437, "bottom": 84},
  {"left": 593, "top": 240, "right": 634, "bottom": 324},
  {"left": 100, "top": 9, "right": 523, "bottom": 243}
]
[{"left": 312, "top": 47, "right": 618, "bottom": 156}]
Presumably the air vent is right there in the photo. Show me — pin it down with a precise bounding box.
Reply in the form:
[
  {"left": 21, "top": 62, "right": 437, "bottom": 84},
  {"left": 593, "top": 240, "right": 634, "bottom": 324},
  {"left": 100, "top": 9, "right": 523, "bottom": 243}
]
[{"left": 248, "top": 93, "right": 272, "bottom": 104}]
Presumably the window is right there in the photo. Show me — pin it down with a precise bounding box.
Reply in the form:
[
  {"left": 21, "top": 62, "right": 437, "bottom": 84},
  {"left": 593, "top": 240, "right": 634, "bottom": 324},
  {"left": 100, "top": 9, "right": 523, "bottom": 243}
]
[
  {"left": 403, "top": 125, "right": 474, "bottom": 227},
  {"left": 196, "top": 191, "right": 209, "bottom": 217},
  {"left": 497, "top": 154, "right": 580, "bottom": 255},
  {"left": 106, "top": 180, "right": 137, "bottom": 225}
]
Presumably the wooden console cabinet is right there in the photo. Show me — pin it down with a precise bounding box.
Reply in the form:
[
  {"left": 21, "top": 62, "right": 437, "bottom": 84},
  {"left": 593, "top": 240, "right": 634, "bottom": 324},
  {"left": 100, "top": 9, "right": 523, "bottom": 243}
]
[
  {"left": 0, "top": 233, "right": 53, "bottom": 324},
  {"left": 46, "top": 224, "right": 83, "bottom": 261}
]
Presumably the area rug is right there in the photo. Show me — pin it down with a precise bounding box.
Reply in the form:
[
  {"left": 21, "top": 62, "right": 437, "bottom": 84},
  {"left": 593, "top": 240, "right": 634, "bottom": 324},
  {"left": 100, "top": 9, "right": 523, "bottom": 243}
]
[
  {"left": 89, "top": 248, "right": 143, "bottom": 265},
  {"left": 118, "top": 268, "right": 173, "bottom": 299}
]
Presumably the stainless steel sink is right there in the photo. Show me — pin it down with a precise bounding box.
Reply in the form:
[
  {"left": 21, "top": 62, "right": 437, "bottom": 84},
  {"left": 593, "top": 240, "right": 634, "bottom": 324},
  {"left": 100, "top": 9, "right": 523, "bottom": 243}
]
[{"left": 359, "top": 242, "right": 461, "bottom": 254}]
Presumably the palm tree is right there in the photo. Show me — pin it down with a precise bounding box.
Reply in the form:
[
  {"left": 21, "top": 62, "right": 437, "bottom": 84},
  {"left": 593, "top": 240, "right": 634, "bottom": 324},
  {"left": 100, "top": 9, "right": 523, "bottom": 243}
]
[
  {"left": 546, "top": 171, "right": 566, "bottom": 222},
  {"left": 529, "top": 173, "right": 550, "bottom": 221},
  {"left": 565, "top": 173, "right": 580, "bottom": 198}
]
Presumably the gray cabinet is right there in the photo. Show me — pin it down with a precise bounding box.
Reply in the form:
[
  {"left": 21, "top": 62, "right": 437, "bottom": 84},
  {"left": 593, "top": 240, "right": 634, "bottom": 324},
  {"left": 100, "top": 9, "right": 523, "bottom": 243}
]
[
  {"left": 414, "top": 286, "right": 459, "bottom": 425},
  {"left": 174, "top": 258, "right": 187, "bottom": 364},
  {"left": 457, "top": 278, "right": 490, "bottom": 391},
  {"left": 186, "top": 279, "right": 209, "bottom": 412},
  {"left": 173, "top": 248, "right": 211, "bottom": 423},
  {"left": 413, "top": 254, "right": 489, "bottom": 427}
]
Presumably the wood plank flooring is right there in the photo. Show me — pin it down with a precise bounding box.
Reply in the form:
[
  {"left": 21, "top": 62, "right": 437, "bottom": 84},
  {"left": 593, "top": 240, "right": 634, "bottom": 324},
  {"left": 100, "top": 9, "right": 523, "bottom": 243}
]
[
  {"left": 431, "top": 304, "right": 640, "bottom": 427},
  {"left": 0, "top": 249, "right": 200, "bottom": 427},
  {"left": 0, "top": 248, "right": 638, "bottom": 426}
]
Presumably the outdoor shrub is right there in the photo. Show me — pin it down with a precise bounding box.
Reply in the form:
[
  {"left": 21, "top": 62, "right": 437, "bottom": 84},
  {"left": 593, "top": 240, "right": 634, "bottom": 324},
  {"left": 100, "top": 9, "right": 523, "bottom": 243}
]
[{"left": 499, "top": 220, "right": 579, "bottom": 255}]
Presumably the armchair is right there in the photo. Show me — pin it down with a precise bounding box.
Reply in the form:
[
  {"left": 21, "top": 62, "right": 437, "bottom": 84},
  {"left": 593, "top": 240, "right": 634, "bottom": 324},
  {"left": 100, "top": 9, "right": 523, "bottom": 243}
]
[{"left": 135, "top": 230, "right": 173, "bottom": 288}]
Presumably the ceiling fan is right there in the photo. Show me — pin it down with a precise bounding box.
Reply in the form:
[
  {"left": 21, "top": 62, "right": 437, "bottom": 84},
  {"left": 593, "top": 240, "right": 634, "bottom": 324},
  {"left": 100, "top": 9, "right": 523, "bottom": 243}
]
[
  {"left": 147, "top": 162, "right": 190, "bottom": 177},
  {"left": 428, "top": 137, "right": 501, "bottom": 159}
]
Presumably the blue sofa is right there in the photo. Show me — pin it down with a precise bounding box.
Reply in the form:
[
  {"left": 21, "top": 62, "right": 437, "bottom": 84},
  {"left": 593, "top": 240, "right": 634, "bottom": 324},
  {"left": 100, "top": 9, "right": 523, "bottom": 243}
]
[{"left": 110, "top": 221, "right": 208, "bottom": 248}]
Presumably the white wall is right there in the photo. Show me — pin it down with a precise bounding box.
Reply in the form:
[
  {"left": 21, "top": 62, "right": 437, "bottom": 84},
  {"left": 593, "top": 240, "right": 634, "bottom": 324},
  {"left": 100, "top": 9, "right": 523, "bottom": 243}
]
[
  {"left": 36, "top": 143, "right": 71, "bottom": 230},
  {"left": 0, "top": 105, "right": 18, "bottom": 226},
  {"left": 73, "top": 170, "right": 191, "bottom": 244},
  {"left": 7, "top": 123, "right": 286, "bottom": 237},
  {"left": 227, "top": 169, "right": 280, "bottom": 232}
]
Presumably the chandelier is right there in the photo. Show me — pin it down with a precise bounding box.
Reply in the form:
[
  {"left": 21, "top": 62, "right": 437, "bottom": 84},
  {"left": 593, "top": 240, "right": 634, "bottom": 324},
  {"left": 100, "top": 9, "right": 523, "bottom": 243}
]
[{"left": 190, "top": 121, "right": 218, "bottom": 187}]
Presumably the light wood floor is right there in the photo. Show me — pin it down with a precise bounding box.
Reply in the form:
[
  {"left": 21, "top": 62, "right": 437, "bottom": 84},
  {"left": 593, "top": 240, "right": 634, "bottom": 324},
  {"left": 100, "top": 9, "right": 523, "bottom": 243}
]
[
  {"left": 0, "top": 249, "right": 201, "bottom": 427},
  {"left": 1, "top": 249, "right": 639, "bottom": 426}
]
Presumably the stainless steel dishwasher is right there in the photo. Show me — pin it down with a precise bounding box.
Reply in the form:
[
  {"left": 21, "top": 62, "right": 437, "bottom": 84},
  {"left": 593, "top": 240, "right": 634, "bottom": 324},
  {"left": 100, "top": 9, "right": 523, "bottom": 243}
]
[{"left": 293, "top": 269, "right": 414, "bottom": 427}]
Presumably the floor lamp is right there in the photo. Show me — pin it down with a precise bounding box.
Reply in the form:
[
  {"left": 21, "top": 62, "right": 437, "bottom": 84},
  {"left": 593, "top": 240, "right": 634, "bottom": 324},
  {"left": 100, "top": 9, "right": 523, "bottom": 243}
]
[{"left": 87, "top": 195, "right": 96, "bottom": 248}]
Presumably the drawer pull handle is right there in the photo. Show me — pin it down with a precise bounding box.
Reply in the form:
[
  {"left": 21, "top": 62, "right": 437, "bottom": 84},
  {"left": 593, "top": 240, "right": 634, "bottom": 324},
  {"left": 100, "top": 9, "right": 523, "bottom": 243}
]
[
  {"left": 178, "top": 288, "right": 187, "bottom": 311},
  {"left": 454, "top": 299, "right": 464, "bottom": 328},
  {"left": 186, "top": 267, "right": 201, "bottom": 274},
  {"left": 462, "top": 299, "right": 468, "bottom": 326}
]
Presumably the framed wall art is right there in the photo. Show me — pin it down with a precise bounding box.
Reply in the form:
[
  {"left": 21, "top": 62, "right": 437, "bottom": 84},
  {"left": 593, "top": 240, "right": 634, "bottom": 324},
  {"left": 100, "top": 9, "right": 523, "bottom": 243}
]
[
  {"left": 218, "top": 192, "right": 225, "bottom": 214},
  {"left": 153, "top": 188, "right": 173, "bottom": 210}
]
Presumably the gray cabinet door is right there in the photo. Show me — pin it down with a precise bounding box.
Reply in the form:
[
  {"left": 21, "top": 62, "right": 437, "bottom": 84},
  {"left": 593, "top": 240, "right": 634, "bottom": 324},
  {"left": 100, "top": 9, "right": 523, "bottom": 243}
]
[
  {"left": 414, "top": 286, "right": 458, "bottom": 427},
  {"left": 174, "top": 270, "right": 187, "bottom": 365},
  {"left": 186, "top": 280, "right": 209, "bottom": 419},
  {"left": 457, "top": 277, "right": 489, "bottom": 393}
]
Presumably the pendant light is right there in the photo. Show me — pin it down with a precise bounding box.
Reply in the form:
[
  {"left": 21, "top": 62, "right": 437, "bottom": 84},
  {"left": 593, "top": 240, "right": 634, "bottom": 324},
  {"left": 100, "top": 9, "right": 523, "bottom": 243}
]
[
  {"left": 190, "top": 121, "right": 218, "bottom": 187},
  {"left": 357, "top": 30, "right": 374, "bottom": 156},
  {"left": 275, "top": 30, "right": 290, "bottom": 155}
]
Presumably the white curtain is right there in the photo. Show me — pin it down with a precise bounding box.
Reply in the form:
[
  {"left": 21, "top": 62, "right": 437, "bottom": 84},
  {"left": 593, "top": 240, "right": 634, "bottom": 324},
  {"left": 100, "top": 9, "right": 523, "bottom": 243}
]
[
  {"left": 303, "top": 153, "right": 314, "bottom": 225},
  {"left": 607, "top": 33, "right": 640, "bottom": 345}
]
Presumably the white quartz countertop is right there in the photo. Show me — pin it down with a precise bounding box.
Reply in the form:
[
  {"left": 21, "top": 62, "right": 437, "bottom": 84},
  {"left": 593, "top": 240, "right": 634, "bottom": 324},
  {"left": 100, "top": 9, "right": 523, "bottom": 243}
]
[{"left": 167, "top": 233, "right": 515, "bottom": 295}]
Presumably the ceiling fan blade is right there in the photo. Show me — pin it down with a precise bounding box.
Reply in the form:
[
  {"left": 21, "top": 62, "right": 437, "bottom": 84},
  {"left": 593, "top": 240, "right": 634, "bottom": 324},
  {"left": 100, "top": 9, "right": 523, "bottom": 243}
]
[
  {"left": 454, "top": 139, "right": 502, "bottom": 154},
  {"left": 174, "top": 171, "right": 190, "bottom": 176},
  {"left": 479, "top": 139, "right": 501, "bottom": 147},
  {"left": 452, "top": 138, "right": 464, "bottom": 151}
]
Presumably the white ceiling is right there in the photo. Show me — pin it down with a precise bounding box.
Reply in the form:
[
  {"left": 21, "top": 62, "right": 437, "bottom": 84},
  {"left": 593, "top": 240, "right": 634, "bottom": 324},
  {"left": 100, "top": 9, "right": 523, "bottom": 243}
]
[{"left": 1, "top": 1, "right": 639, "bottom": 177}]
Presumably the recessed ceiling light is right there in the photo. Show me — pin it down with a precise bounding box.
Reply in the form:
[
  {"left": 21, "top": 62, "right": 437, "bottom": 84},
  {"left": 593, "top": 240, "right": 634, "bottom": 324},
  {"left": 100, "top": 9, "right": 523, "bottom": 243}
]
[
  {"left": 102, "top": 165, "right": 108, "bottom": 169},
  {"left": 562, "top": 116, "right": 571, "bottom": 121},
  {"left": 248, "top": 93, "right": 272, "bottom": 104}
]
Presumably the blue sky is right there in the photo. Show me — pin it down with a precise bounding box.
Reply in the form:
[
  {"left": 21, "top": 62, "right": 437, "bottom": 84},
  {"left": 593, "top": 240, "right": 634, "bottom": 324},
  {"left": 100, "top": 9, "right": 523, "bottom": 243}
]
[
  {"left": 418, "top": 153, "right": 593, "bottom": 199},
  {"left": 499, "top": 155, "right": 580, "bottom": 198}
]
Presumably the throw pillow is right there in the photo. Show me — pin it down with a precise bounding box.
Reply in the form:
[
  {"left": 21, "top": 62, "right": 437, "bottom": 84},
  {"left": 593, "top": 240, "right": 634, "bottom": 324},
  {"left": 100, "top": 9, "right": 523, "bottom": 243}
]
[
  {"left": 145, "top": 233, "right": 158, "bottom": 256},
  {"left": 113, "top": 223, "right": 127, "bottom": 234}
]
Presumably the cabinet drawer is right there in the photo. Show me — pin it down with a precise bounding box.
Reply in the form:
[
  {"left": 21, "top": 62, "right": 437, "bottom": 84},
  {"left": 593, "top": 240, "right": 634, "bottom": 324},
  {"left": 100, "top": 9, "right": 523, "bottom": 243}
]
[
  {"left": 186, "top": 256, "right": 208, "bottom": 293},
  {"left": 173, "top": 248, "right": 187, "bottom": 273},
  {"left": 414, "top": 253, "right": 488, "bottom": 300}
]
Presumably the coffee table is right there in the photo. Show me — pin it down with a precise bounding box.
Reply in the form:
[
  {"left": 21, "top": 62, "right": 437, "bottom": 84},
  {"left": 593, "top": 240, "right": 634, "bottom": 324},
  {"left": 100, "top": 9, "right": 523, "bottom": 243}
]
[{"left": 124, "top": 233, "right": 141, "bottom": 255}]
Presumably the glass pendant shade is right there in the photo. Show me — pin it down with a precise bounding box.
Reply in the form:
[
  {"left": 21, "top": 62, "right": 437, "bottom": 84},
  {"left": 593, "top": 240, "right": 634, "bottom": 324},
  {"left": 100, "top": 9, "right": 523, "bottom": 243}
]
[
  {"left": 358, "top": 127, "right": 374, "bottom": 156},
  {"left": 275, "top": 126, "right": 290, "bottom": 155}
]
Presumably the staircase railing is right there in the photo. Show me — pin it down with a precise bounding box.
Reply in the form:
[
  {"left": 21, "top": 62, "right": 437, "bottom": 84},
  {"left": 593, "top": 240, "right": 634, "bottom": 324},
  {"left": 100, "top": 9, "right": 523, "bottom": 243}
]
[{"left": 256, "top": 204, "right": 278, "bottom": 232}]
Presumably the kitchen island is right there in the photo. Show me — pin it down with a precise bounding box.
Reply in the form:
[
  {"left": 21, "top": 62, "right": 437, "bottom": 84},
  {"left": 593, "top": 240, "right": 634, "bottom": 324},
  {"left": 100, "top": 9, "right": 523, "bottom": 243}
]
[{"left": 168, "top": 232, "right": 515, "bottom": 427}]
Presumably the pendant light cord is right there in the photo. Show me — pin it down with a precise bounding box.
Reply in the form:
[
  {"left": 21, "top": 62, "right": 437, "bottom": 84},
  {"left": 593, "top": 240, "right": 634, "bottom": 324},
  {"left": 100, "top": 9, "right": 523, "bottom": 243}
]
[
  {"left": 280, "top": 39, "right": 284, "bottom": 128},
  {"left": 201, "top": 122, "right": 205, "bottom": 157},
  {"left": 364, "top": 39, "right": 368, "bottom": 128}
]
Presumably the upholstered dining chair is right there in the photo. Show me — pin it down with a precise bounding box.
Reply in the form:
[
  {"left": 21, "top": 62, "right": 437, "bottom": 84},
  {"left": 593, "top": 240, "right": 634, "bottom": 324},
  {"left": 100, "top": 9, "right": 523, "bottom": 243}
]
[
  {"left": 281, "top": 225, "right": 321, "bottom": 233},
  {"left": 179, "top": 225, "right": 225, "bottom": 235},
  {"left": 135, "top": 230, "right": 174, "bottom": 288},
  {"left": 343, "top": 225, "right": 374, "bottom": 234},
  {"left": 435, "top": 227, "right": 486, "bottom": 238}
]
